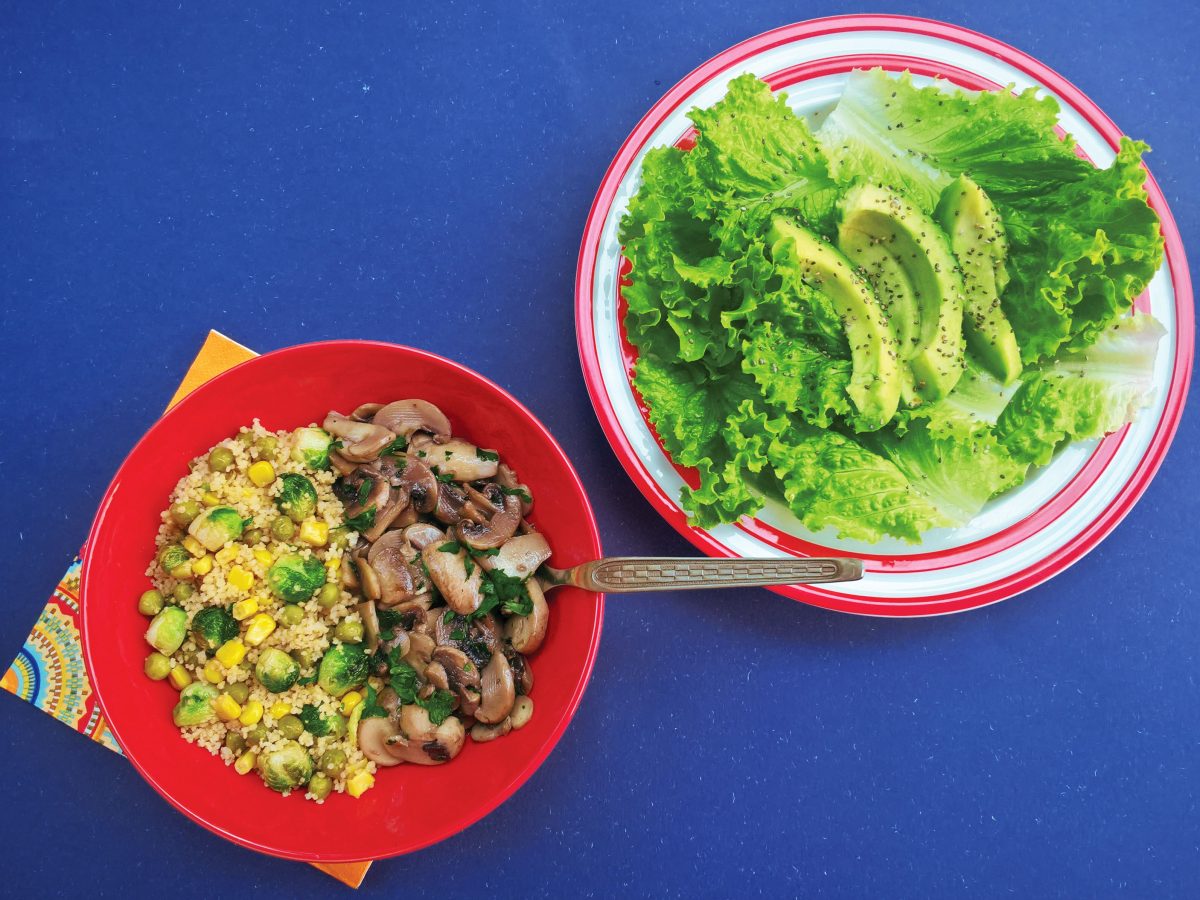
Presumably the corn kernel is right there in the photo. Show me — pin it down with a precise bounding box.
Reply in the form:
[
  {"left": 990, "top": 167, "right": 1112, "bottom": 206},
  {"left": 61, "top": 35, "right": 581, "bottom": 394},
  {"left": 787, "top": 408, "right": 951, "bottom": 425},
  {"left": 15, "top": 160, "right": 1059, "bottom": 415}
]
[
  {"left": 168, "top": 666, "right": 192, "bottom": 690},
  {"left": 298, "top": 520, "right": 329, "bottom": 547},
  {"left": 341, "top": 691, "right": 363, "bottom": 716},
  {"left": 215, "top": 638, "right": 246, "bottom": 668},
  {"left": 215, "top": 544, "right": 239, "bottom": 566},
  {"left": 227, "top": 565, "right": 254, "bottom": 592},
  {"left": 238, "top": 699, "right": 264, "bottom": 726},
  {"left": 247, "top": 460, "right": 276, "bottom": 487},
  {"left": 346, "top": 770, "right": 375, "bottom": 799},
  {"left": 182, "top": 535, "right": 206, "bottom": 558},
  {"left": 253, "top": 548, "right": 273, "bottom": 568},
  {"left": 213, "top": 693, "right": 242, "bottom": 722},
  {"left": 203, "top": 660, "right": 224, "bottom": 684},
  {"left": 201, "top": 491, "right": 221, "bottom": 507},
  {"left": 325, "top": 555, "right": 340, "bottom": 573},
  {"left": 191, "top": 555, "right": 214, "bottom": 577},
  {"left": 234, "top": 750, "right": 257, "bottom": 776},
  {"left": 243, "top": 613, "right": 276, "bottom": 646},
  {"left": 270, "top": 701, "right": 292, "bottom": 720},
  {"left": 231, "top": 597, "right": 259, "bottom": 621}
]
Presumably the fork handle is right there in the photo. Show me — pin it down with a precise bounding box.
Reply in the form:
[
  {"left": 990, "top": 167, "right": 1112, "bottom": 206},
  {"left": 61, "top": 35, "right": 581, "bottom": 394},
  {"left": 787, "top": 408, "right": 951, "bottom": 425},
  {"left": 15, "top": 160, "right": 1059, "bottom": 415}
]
[{"left": 559, "top": 557, "right": 863, "bottom": 593}]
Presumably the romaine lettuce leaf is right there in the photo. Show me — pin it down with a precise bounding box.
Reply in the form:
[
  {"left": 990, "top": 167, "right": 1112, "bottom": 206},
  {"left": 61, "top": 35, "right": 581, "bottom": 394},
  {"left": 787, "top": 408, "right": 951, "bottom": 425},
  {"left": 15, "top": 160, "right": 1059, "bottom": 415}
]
[{"left": 997, "top": 314, "right": 1166, "bottom": 465}]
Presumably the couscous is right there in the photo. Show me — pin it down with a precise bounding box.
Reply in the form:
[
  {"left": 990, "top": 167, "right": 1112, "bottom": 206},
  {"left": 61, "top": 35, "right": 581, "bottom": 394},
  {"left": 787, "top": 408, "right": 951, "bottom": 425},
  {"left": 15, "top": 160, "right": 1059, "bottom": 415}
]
[{"left": 141, "top": 399, "right": 551, "bottom": 801}]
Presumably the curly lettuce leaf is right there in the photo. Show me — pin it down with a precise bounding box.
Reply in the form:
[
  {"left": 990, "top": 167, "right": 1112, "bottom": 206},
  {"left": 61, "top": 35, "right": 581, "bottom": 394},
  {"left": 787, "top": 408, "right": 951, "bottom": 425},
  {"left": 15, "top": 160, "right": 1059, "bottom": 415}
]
[
  {"left": 997, "top": 314, "right": 1166, "bottom": 466},
  {"left": 741, "top": 321, "right": 853, "bottom": 428}
]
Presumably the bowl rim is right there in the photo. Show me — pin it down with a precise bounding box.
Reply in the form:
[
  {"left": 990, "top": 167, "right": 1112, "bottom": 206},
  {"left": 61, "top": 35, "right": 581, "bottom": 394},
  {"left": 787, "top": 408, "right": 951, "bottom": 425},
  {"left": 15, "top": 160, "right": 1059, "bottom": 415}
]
[
  {"left": 573, "top": 13, "right": 1194, "bottom": 617},
  {"left": 81, "top": 339, "right": 605, "bottom": 862}
]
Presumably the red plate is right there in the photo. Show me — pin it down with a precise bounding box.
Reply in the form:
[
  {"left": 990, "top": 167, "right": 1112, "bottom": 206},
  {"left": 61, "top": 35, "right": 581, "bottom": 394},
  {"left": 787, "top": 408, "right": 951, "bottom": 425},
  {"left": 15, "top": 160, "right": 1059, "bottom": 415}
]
[
  {"left": 575, "top": 15, "right": 1193, "bottom": 616},
  {"left": 82, "top": 341, "right": 603, "bottom": 862}
]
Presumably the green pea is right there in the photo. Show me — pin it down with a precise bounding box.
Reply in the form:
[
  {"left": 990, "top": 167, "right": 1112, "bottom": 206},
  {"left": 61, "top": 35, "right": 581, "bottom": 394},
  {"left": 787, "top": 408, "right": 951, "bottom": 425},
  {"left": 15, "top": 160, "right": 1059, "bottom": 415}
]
[
  {"left": 317, "top": 582, "right": 341, "bottom": 609},
  {"left": 242, "top": 527, "right": 264, "bottom": 546},
  {"left": 227, "top": 682, "right": 250, "bottom": 705},
  {"left": 277, "top": 714, "right": 304, "bottom": 740},
  {"left": 255, "top": 435, "right": 279, "bottom": 460},
  {"left": 245, "top": 724, "right": 268, "bottom": 746},
  {"left": 334, "top": 619, "right": 363, "bottom": 644},
  {"left": 307, "top": 771, "right": 332, "bottom": 801},
  {"left": 208, "top": 447, "right": 235, "bottom": 472},
  {"left": 319, "top": 748, "right": 348, "bottom": 776},
  {"left": 290, "top": 648, "right": 316, "bottom": 670},
  {"left": 237, "top": 430, "right": 257, "bottom": 447},
  {"left": 224, "top": 731, "right": 246, "bottom": 754},
  {"left": 271, "top": 517, "right": 295, "bottom": 542},
  {"left": 138, "top": 589, "right": 165, "bottom": 617},
  {"left": 143, "top": 652, "right": 171, "bottom": 680},
  {"left": 279, "top": 605, "right": 305, "bottom": 627},
  {"left": 172, "top": 582, "right": 195, "bottom": 603},
  {"left": 169, "top": 500, "right": 202, "bottom": 527}
]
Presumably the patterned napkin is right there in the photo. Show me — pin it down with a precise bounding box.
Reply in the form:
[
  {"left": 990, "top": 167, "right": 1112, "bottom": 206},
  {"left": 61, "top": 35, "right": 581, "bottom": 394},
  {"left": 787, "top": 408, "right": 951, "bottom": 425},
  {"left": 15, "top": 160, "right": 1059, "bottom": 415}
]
[{"left": 1, "top": 331, "right": 372, "bottom": 889}]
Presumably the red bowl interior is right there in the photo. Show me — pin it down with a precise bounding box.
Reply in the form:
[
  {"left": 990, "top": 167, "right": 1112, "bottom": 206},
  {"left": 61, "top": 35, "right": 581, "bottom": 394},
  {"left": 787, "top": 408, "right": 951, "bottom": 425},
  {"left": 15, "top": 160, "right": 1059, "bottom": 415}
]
[{"left": 81, "top": 341, "right": 604, "bottom": 862}]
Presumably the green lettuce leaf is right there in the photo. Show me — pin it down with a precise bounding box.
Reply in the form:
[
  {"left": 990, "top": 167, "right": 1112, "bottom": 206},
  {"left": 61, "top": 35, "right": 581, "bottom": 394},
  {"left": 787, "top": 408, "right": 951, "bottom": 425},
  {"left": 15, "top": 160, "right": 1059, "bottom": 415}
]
[{"left": 997, "top": 314, "right": 1166, "bottom": 466}]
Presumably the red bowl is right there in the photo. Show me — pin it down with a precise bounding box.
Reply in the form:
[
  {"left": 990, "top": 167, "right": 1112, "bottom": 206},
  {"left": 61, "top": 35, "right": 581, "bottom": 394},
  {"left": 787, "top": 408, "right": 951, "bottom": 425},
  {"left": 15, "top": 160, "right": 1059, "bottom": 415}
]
[{"left": 81, "top": 341, "right": 604, "bottom": 862}]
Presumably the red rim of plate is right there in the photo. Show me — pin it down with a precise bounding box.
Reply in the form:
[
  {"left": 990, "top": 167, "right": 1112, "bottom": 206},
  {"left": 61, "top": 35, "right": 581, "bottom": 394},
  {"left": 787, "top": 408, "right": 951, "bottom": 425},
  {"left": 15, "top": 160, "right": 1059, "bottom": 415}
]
[
  {"left": 81, "top": 340, "right": 605, "bottom": 861},
  {"left": 575, "top": 15, "right": 1194, "bottom": 617}
]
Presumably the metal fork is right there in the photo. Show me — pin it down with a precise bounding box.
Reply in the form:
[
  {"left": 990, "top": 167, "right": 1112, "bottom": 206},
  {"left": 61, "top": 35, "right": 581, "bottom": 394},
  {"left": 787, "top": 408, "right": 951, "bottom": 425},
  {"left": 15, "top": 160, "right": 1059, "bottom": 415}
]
[{"left": 538, "top": 556, "right": 863, "bottom": 593}]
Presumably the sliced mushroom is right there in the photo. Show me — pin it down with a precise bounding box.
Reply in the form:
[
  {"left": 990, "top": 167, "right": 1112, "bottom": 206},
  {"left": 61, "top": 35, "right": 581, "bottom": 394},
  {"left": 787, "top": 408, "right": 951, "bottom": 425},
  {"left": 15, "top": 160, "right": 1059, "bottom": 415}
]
[
  {"left": 329, "top": 451, "right": 359, "bottom": 477},
  {"left": 432, "top": 482, "right": 476, "bottom": 526},
  {"left": 347, "top": 474, "right": 390, "bottom": 521},
  {"left": 357, "top": 717, "right": 402, "bottom": 767},
  {"left": 496, "top": 463, "right": 534, "bottom": 516},
  {"left": 357, "top": 600, "right": 381, "bottom": 654},
  {"left": 433, "top": 646, "right": 482, "bottom": 717},
  {"left": 470, "top": 717, "right": 512, "bottom": 743},
  {"left": 425, "top": 438, "right": 500, "bottom": 482},
  {"left": 357, "top": 557, "right": 382, "bottom": 602},
  {"left": 351, "top": 402, "right": 385, "bottom": 422},
  {"left": 424, "top": 661, "right": 450, "bottom": 692},
  {"left": 385, "top": 704, "right": 465, "bottom": 765},
  {"left": 482, "top": 532, "right": 552, "bottom": 580},
  {"left": 372, "top": 400, "right": 452, "bottom": 442},
  {"left": 366, "top": 537, "right": 419, "bottom": 607},
  {"left": 323, "top": 411, "right": 396, "bottom": 463},
  {"left": 400, "top": 456, "right": 439, "bottom": 514},
  {"left": 421, "top": 542, "right": 484, "bottom": 615},
  {"left": 471, "top": 613, "right": 503, "bottom": 654},
  {"left": 371, "top": 628, "right": 411, "bottom": 676},
  {"left": 396, "top": 603, "right": 431, "bottom": 634},
  {"left": 361, "top": 495, "right": 413, "bottom": 543},
  {"left": 504, "top": 577, "right": 550, "bottom": 654},
  {"left": 403, "top": 521, "right": 445, "bottom": 551},
  {"left": 457, "top": 492, "right": 521, "bottom": 552},
  {"left": 340, "top": 555, "right": 360, "bottom": 591},
  {"left": 403, "top": 631, "right": 436, "bottom": 671},
  {"left": 475, "top": 652, "right": 516, "bottom": 725},
  {"left": 513, "top": 652, "right": 534, "bottom": 694}
]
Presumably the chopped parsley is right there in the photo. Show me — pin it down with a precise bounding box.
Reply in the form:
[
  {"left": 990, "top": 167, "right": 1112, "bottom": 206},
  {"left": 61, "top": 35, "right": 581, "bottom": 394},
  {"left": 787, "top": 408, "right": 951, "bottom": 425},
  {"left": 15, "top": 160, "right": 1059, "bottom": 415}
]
[
  {"left": 417, "top": 690, "right": 455, "bottom": 726},
  {"left": 342, "top": 506, "right": 376, "bottom": 532},
  {"left": 478, "top": 567, "right": 534, "bottom": 617},
  {"left": 388, "top": 656, "right": 420, "bottom": 704},
  {"left": 382, "top": 435, "right": 407, "bottom": 456},
  {"left": 476, "top": 448, "right": 500, "bottom": 461},
  {"left": 443, "top": 609, "right": 454, "bottom": 623},
  {"left": 499, "top": 486, "right": 533, "bottom": 503},
  {"left": 355, "top": 477, "right": 374, "bottom": 506},
  {"left": 359, "top": 684, "right": 388, "bottom": 720},
  {"left": 377, "top": 609, "right": 404, "bottom": 630},
  {"left": 437, "top": 541, "right": 462, "bottom": 554}
]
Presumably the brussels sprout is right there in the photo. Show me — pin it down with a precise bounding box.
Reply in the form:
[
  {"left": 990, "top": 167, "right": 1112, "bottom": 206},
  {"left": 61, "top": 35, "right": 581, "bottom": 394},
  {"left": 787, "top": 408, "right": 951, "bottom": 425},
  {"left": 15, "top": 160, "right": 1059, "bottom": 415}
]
[
  {"left": 158, "top": 544, "right": 193, "bottom": 579},
  {"left": 191, "top": 607, "right": 239, "bottom": 650},
  {"left": 257, "top": 740, "right": 314, "bottom": 792},
  {"left": 275, "top": 474, "right": 317, "bottom": 523},
  {"left": 145, "top": 606, "right": 189, "bottom": 655},
  {"left": 255, "top": 647, "right": 300, "bottom": 692},
  {"left": 188, "top": 506, "right": 245, "bottom": 552},
  {"left": 172, "top": 682, "right": 218, "bottom": 727},
  {"left": 317, "top": 643, "right": 368, "bottom": 698},
  {"left": 291, "top": 427, "right": 333, "bottom": 471},
  {"left": 267, "top": 553, "right": 324, "bottom": 603}
]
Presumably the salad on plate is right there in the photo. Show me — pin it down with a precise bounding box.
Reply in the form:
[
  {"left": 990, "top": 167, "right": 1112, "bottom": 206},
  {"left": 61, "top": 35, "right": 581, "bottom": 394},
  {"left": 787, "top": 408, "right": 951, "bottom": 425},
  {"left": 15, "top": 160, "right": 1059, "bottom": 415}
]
[{"left": 619, "top": 69, "right": 1166, "bottom": 543}]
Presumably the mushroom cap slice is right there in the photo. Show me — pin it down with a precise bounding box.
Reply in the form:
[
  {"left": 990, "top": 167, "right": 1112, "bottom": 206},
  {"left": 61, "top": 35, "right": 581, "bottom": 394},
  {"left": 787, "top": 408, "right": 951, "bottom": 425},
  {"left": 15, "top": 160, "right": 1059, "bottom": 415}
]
[
  {"left": 357, "top": 600, "right": 381, "bottom": 654},
  {"left": 347, "top": 475, "right": 390, "bottom": 521},
  {"left": 323, "top": 412, "right": 396, "bottom": 463},
  {"left": 351, "top": 402, "right": 385, "bottom": 422},
  {"left": 475, "top": 652, "right": 516, "bottom": 725},
  {"left": 433, "top": 646, "right": 482, "bottom": 717},
  {"left": 402, "top": 522, "right": 445, "bottom": 551},
  {"left": 421, "top": 542, "right": 484, "bottom": 615},
  {"left": 504, "top": 577, "right": 550, "bottom": 655},
  {"left": 399, "top": 456, "right": 439, "bottom": 514},
  {"left": 357, "top": 716, "right": 402, "bottom": 767},
  {"left": 361, "top": 494, "right": 411, "bottom": 543},
  {"left": 457, "top": 493, "right": 521, "bottom": 551},
  {"left": 372, "top": 400, "right": 452, "bottom": 442},
  {"left": 496, "top": 463, "right": 534, "bottom": 516},
  {"left": 403, "top": 631, "right": 436, "bottom": 671},
  {"left": 365, "top": 539, "right": 419, "bottom": 607},
  {"left": 386, "top": 704, "right": 465, "bottom": 765},
  {"left": 357, "top": 555, "right": 383, "bottom": 602},
  {"left": 329, "top": 450, "right": 359, "bottom": 477},
  {"left": 470, "top": 717, "right": 512, "bottom": 743},
  {"left": 481, "top": 531, "right": 551, "bottom": 579},
  {"left": 426, "top": 438, "right": 500, "bottom": 482}
]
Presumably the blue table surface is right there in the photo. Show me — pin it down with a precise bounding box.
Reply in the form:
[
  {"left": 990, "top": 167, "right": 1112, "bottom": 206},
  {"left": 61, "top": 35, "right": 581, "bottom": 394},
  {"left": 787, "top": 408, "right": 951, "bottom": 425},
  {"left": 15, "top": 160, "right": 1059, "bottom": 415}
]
[{"left": 2, "top": 1, "right": 1197, "bottom": 896}]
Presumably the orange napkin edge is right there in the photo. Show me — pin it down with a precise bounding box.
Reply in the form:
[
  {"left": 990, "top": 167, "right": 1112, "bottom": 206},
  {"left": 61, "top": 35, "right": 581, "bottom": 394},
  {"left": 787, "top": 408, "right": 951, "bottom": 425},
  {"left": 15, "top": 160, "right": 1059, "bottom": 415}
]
[{"left": 169, "top": 330, "right": 371, "bottom": 889}]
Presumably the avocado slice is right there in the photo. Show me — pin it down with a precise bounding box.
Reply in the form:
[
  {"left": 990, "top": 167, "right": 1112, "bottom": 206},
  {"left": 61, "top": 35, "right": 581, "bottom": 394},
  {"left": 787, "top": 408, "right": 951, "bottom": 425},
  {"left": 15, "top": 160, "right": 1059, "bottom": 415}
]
[
  {"left": 935, "top": 175, "right": 1022, "bottom": 384},
  {"left": 767, "top": 217, "right": 901, "bottom": 431},
  {"left": 837, "top": 183, "right": 965, "bottom": 403}
]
